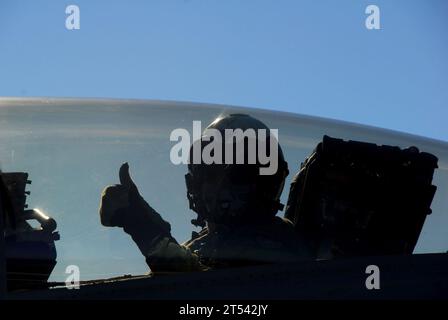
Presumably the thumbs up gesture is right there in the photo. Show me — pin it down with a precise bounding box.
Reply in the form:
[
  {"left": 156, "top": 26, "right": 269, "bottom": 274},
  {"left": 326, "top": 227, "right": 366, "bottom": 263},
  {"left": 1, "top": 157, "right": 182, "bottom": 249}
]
[
  {"left": 99, "top": 162, "right": 137, "bottom": 227},
  {"left": 99, "top": 163, "right": 171, "bottom": 239}
]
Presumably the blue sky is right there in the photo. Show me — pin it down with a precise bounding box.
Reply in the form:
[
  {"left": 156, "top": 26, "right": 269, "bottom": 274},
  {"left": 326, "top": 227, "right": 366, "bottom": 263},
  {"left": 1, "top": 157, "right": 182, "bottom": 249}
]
[{"left": 1, "top": 0, "right": 447, "bottom": 141}]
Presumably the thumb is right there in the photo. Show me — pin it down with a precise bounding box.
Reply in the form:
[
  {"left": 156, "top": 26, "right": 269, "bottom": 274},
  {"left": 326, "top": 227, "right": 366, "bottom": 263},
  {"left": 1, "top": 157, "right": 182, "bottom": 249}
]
[{"left": 119, "top": 162, "right": 139, "bottom": 196}]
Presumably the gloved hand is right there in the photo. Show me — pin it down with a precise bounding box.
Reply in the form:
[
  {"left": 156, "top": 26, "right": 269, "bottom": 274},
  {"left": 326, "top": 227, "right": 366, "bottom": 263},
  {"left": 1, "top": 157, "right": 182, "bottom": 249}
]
[{"left": 99, "top": 163, "right": 172, "bottom": 241}]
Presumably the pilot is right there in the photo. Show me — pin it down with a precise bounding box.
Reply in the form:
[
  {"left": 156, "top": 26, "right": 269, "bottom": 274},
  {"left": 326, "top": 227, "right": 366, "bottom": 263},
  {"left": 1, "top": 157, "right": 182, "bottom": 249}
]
[{"left": 99, "top": 114, "right": 311, "bottom": 272}]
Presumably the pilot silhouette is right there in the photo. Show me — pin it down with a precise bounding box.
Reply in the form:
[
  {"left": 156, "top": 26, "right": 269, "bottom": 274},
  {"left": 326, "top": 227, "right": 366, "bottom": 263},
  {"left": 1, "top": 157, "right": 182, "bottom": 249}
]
[{"left": 99, "top": 114, "right": 311, "bottom": 272}]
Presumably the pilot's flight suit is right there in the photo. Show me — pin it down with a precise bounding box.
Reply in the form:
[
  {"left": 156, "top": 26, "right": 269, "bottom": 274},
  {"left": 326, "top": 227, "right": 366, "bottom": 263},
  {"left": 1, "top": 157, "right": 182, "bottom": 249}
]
[{"left": 128, "top": 213, "right": 311, "bottom": 272}]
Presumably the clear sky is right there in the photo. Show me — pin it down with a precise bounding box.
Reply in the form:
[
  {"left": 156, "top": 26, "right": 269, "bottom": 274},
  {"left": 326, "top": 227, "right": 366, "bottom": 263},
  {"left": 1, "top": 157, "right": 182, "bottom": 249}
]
[{"left": 1, "top": 0, "right": 447, "bottom": 141}]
